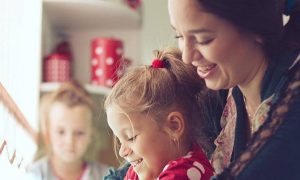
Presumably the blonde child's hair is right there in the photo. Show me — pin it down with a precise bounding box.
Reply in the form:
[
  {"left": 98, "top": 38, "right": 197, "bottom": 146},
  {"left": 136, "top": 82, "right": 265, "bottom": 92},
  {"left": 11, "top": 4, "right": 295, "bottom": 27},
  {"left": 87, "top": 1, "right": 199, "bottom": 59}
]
[
  {"left": 35, "top": 80, "right": 97, "bottom": 162},
  {"left": 105, "top": 47, "right": 218, "bottom": 157}
]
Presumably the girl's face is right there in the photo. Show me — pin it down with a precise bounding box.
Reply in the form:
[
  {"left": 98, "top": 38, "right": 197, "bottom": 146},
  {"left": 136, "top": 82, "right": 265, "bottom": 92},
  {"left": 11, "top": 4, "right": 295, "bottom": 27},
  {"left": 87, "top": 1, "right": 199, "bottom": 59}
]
[
  {"left": 107, "top": 105, "right": 179, "bottom": 180},
  {"left": 168, "top": 0, "right": 267, "bottom": 90},
  {"left": 48, "top": 102, "right": 92, "bottom": 164}
]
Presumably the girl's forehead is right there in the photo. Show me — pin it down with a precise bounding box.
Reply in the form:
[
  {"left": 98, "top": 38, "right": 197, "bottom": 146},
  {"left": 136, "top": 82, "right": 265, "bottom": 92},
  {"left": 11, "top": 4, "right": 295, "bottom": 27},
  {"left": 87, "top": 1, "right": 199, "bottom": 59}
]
[
  {"left": 107, "top": 107, "right": 134, "bottom": 130},
  {"left": 107, "top": 107, "right": 155, "bottom": 133}
]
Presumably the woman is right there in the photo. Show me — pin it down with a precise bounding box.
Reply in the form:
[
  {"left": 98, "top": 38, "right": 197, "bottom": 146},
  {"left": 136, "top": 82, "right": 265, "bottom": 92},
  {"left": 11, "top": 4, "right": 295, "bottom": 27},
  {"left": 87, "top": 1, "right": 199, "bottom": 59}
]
[{"left": 168, "top": 0, "right": 300, "bottom": 179}]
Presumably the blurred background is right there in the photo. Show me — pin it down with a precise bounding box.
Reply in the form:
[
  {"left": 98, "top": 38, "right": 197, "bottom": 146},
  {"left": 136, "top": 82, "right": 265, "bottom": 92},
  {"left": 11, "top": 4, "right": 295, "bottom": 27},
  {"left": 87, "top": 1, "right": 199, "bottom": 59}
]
[{"left": 0, "top": 0, "right": 176, "bottom": 172}]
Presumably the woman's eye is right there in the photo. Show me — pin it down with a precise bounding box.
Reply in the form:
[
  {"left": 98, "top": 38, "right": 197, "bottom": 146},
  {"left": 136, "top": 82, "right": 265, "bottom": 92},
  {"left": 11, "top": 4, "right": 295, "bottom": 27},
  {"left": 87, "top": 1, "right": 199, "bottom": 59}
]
[
  {"left": 197, "top": 38, "right": 214, "bottom": 45},
  {"left": 128, "top": 135, "right": 137, "bottom": 142}
]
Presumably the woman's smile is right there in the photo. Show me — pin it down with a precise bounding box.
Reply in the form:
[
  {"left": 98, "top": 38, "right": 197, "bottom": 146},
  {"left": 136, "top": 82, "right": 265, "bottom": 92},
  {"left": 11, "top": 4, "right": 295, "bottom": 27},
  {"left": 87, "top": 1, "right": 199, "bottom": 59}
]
[{"left": 197, "top": 64, "right": 217, "bottom": 78}]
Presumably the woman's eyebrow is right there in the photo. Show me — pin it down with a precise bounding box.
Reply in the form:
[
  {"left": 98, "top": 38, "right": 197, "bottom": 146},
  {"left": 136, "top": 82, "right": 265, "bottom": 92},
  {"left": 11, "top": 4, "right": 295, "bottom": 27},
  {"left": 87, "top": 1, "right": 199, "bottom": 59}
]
[
  {"left": 188, "top": 28, "right": 213, "bottom": 34},
  {"left": 170, "top": 24, "right": 213, "bottom": 34}
]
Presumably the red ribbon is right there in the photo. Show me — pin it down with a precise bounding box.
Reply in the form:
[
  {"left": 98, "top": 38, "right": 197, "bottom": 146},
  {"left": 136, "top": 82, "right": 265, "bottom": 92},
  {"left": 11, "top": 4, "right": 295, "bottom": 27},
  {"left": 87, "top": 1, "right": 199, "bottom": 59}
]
[{"left": 151, "top": 59, "right": 165, "bottom": 68}]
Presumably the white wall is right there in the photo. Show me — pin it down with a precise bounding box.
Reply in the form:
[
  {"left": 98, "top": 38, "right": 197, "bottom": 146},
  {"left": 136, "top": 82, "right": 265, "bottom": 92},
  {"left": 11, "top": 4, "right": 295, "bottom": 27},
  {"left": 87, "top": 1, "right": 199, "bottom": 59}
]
[
  {"left": 141, "top": 0, "right": 176, "bottom": 64},
  {"left": 0, "top": 0, "right": 42, "bottom": 168}
]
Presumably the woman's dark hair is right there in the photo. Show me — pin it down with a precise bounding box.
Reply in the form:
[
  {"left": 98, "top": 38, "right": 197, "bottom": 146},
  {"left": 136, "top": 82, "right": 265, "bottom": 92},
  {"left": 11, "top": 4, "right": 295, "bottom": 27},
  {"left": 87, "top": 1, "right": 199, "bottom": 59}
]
[{"left": 198, "top": 0, "right": 300, "bottom": 60}]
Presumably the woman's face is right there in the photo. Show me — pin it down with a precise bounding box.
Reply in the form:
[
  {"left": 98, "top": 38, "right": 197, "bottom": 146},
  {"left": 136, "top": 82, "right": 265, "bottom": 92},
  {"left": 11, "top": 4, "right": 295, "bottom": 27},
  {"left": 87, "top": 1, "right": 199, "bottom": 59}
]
[{"left": 168, "top": 0, "right": 266, "bottom": 90}]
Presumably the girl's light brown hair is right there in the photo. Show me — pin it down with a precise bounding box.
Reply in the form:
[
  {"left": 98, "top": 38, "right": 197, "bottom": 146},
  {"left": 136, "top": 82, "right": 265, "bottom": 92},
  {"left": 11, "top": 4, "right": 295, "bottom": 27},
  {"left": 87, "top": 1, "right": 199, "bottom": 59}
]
[
  {"left": 105, "top": 47, "right": 219, "bottom": 157},
  {"left": 35, "top": 80, "right": 97, "bottom": 162}
]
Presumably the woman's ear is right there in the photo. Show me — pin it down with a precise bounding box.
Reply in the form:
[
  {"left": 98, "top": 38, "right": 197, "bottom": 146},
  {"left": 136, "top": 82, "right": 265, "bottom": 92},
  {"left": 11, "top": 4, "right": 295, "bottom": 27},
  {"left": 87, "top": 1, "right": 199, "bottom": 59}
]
[
  {"left": 254, "top": 34, "right": 263, "bottom": 44},
  {"left": 247, "top": 32, "right": 263, "bottom": 45},
  {"left": 164, "top": 111, "right": 185, "bottom": 140}
]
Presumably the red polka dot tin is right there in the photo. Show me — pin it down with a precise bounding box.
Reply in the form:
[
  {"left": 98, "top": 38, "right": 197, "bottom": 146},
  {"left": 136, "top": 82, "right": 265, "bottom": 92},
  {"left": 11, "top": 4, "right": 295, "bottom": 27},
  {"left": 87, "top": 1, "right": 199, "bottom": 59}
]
[
  {"left": 43, "top": 53, "right": 71, "bottom": 82},
  {"left": 91, "top": 38, "right": 124, "bottom": 88}
]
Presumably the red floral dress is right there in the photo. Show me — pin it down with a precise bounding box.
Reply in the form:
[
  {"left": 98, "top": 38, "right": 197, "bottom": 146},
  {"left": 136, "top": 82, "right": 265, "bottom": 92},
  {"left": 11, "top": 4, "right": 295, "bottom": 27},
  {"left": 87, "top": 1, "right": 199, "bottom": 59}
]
[{"left": 124, "top": 144, "right": 214, "bottom": 180}]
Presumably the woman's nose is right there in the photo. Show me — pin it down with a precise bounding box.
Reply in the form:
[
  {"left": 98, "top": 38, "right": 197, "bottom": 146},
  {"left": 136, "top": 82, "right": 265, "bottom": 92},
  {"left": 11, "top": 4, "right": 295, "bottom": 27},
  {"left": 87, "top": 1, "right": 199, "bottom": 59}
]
[
  {"left": 181, "top": 40, "right": 202, "bottom": 65},
  {"left": 181, "top": 41, "right": 195, "bottom": 64},
  {"left": 119, "top": 143, "right": 132, "bottom": 158}
]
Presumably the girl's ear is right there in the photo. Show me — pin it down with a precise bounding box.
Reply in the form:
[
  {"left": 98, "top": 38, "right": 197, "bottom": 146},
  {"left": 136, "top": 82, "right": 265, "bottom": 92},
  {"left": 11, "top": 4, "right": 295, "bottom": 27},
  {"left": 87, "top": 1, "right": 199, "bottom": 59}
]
[{"left": 164, "top": 111, "right": 185, "bottom": 140}]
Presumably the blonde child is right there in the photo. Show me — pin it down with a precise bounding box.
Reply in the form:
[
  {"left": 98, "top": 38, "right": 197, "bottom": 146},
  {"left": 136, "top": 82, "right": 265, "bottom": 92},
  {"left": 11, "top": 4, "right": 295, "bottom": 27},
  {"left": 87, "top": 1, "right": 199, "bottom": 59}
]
[
  {"left": 104, "top": 48, "right": 217, "bottom": 180},
  {"left": 27, "top": 81, "right": 108, "bottom": 179}
]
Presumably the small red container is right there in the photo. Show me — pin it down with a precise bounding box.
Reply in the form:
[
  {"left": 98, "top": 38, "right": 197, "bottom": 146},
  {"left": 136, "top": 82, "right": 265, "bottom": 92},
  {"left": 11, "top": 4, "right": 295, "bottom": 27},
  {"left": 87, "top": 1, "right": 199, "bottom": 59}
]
[
  {"left": 91, "top": 38, "right": 124, "bottom": 88},
  {"left": 43, "top": 53, "right": 71, "bottom": 82}
]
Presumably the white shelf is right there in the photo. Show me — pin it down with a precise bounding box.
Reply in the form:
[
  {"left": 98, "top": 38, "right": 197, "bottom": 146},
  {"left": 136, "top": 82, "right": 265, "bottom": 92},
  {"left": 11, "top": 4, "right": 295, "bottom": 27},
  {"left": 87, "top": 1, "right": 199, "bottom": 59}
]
[
  {"left": 43, "top": 0, "right": 141, "bottom": 30},
  {"left": 40, "top": 82, "right": 111, "bottom": 96}
]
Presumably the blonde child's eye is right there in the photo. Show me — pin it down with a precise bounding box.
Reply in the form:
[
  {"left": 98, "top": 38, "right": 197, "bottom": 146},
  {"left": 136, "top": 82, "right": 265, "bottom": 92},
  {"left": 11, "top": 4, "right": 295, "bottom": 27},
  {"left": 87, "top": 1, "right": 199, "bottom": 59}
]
[
  {"left": 76, "top": 131, "right": 85, "bottom": 136},
  {"left": 57, "top": 129, "right": 65, "bottom": 135}
]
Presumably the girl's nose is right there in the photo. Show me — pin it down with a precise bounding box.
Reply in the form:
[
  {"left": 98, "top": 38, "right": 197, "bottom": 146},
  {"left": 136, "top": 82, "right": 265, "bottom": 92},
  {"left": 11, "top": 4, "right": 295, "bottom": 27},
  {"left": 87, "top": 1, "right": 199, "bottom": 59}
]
[{"left": 119, "top": 143, "right": 132, "bottom": 158}]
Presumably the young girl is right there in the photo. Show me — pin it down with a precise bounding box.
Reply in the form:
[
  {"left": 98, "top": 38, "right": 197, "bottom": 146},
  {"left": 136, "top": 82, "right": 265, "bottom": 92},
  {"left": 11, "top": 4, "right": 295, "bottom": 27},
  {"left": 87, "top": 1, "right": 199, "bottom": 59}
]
[
  {"left": 27, "top": 81, "right": 108, "bottom": 179},
  {"left": 104, "top": 48, "right": 218, "bottom": 180}
]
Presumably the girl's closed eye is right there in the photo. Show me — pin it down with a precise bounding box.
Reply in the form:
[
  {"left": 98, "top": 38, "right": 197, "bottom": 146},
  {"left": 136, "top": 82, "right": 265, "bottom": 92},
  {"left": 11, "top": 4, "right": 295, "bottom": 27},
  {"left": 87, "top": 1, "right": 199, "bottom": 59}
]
[
  {"left": 127, "top": 135, "right": 138, "bottom": 142},
  {"left": 174, "top": 34, "right": 183, "bottom": 39}
]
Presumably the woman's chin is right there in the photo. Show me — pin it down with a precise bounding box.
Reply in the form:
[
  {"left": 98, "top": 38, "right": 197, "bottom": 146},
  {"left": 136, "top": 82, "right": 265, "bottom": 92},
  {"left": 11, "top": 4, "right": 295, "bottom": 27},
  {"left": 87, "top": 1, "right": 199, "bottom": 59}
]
[{"left": 205, "top": 81, "right": 223, "bottom": 90}]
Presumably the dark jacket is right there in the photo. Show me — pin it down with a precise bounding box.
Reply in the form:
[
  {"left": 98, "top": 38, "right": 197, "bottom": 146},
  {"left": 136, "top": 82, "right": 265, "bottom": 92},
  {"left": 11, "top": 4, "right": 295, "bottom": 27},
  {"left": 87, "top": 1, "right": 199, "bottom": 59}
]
[{"left": 214, "top": 49, "right": 300, "bottom": 180}]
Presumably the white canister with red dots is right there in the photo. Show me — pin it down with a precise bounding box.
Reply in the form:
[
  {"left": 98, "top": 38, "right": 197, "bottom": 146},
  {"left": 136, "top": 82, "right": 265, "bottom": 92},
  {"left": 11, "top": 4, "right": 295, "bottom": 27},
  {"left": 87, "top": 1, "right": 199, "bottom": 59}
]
[
  {"left": 43, "top": 53, "right": 71, "bottom": 82},
  {"left": 91, "top": 38, "right": 123, "bottom": 88}
]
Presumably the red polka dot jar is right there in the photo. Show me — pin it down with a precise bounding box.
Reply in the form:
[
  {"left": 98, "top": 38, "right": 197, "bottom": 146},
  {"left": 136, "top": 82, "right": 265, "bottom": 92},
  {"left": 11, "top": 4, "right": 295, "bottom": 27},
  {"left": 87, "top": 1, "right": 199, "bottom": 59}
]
[
  {"left": 125, "top": 0, "right": 141, "bottom": 9},
  {"left": 91, "top": 38, "right": 124, "bottom": 88},
  {"left": 43, "top": 53, "right": 71, "bottom": 82}
]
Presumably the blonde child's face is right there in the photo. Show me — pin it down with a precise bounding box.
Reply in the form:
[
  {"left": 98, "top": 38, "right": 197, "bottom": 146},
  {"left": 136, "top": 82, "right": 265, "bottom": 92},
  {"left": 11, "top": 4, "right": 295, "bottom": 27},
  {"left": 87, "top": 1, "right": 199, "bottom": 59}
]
[
  {"left": 107, "top": 105, "right": 180, "bottom": 180},
  {"left": 48, "top": 102, "right": 92, "bottom": 164}
]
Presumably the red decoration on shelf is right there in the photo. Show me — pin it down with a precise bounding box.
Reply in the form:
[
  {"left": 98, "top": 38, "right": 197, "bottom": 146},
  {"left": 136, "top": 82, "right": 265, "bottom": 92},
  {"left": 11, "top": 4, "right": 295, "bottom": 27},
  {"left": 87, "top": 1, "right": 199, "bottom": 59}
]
[
  {"left": 43, "top": 41, "right": 72, "bottom": 82},
  {"left": 43, "top": 53, "right": 71, "bottom": 82},
  {"left": 91, "top": 38, "right": 124, "bottom": 88},
  {"left": 126, "top": 0, "right": 141, "bottom": 9},
  {"left": 55, "top": 41, "right": 72, "bottom": 61}
]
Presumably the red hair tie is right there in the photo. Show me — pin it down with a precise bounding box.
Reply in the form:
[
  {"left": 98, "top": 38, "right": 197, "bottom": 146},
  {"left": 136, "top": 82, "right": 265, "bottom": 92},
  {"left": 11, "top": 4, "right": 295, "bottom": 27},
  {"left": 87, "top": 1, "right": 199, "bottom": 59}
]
[{"left": 151, "top": 59, "right": 165, "bottom": 68}]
